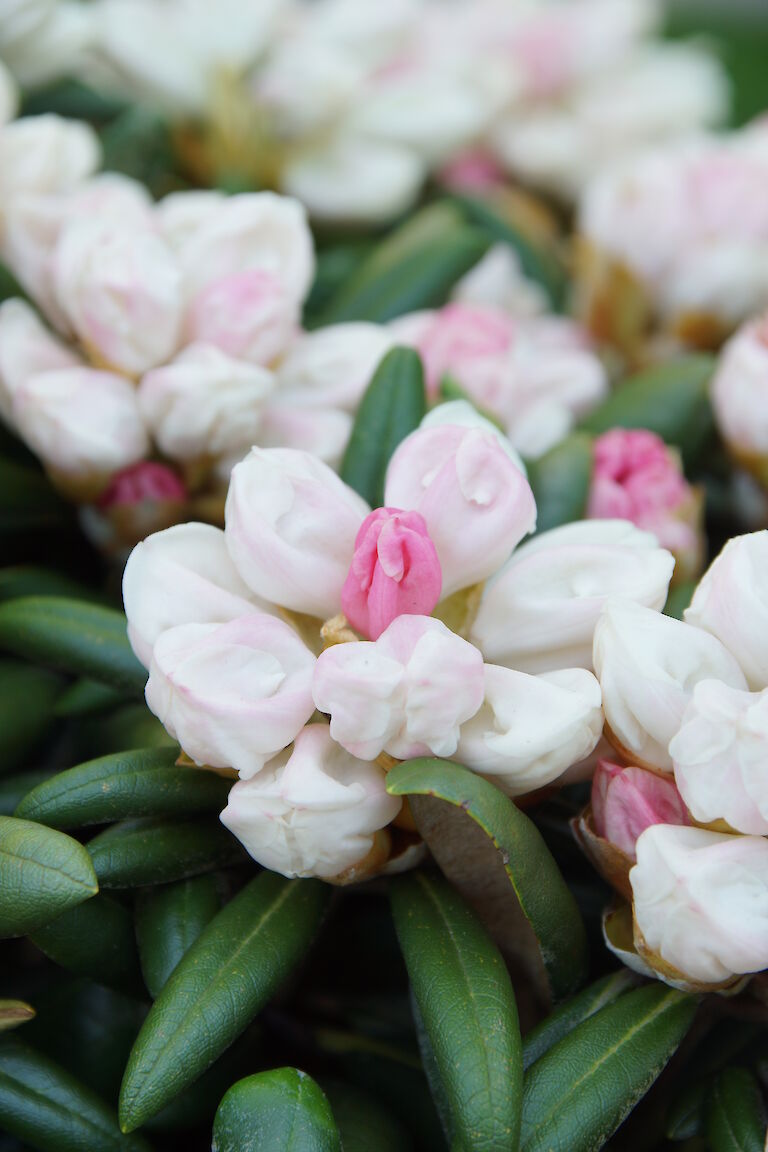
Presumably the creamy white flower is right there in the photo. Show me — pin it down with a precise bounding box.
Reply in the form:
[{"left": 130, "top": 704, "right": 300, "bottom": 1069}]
[
  {"left": 225, "top": 447, "right": 368, "bottom": 619},
  {"left": 138, "top": 343, "right": 274, "bottom": 464},
  {"left": 313, "top": 615, "right": 485, "bottom": 761},
  {"left": 220, "top": 723, "right": 401, "bottom": 880},
  {"left": 451, "top": 243, "right": 548, "bottom": 318},
  {"left": 155, "top": 190, "right": 226, "bottom": 251},
  {"left": 471, "top": 520, "right": 675, "bottom": 673},
  {"left": 255, "top": 34, "right": 364, "bottom": 137},
  {"left": 419, "top": 400, "right": 527, "bottom": 476},
  {"left": 282, "top": 136, "right": 426, "bottom": 225},
  {"left": 0, "top": 298, "right": 79, "bottom": 423},
  {"left": 594, "top": 599, "right": 747, "bottom": 772},
  {"left": 11, "top": 365, "right": 149, "bottom": 480},
  {"left": 711, "top": 318, "right": 768, "bottom": 459},
  {"left": 671, "top": 680, "right": 768, "bottom": 835},
  {"left": 146, "top": 614, "right": 316, "bottom": 779},
  {"left": 686, "top": 531, "right": 768, "bottom": 689},
  {"left": 275, "top": 323, "right": 395, "bottom": 412},
  {"left": 0, "top": 0, "right": 95, "bottom": 87},
  {"left": 123, "top": 522, "right": 272, "bottom": 668},
  {"left": 631, "top": 824, "right": 768, "bottom": 984},
  {"left": 0, "top": 115, "right": 100, "bottom": 204},
  {"left": 456, "top": 665, "right": 603, "bottom": 795},
  {"left": 53, "top": 217, "right": 182, "bottom": 374},
  {"left": 255, "top": 399, "right": 352, "bottom": 471}
]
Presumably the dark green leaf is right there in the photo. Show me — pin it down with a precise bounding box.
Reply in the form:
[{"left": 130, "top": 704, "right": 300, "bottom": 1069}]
[
  {"left": 0, "top": 458, "right": 73, "bottom": 534},
  {"left": 520, "top": 984, "right": 696, "bottom": 1152},
  {"left": 0, "top": 816, "right": 98, "bottom": 938},
  {"left": 663, "top": 581, "right": 696, "bottom": 621},
  {"left": 0, "top": 1037, "right": 150, "bottom": 1151},
  {"left": 87, "top": 816, "right": 245, "bottom": 888},
  {"left": 0, "top": 771, "right": 56, "bottom": 817},
  {"left": 30, "top": 894, "right": 143, "bottom": 996},
  {"left": 212, "top": 1068, "right": 340, "bottom": 1152},
  {"left": 387, "top": 759, "right": 588, "bottom": 1001},
  {"left": 323, "top": 1080, "right": 413, "bottom": 1152},
  {"left": 78, "top": 703, "right": 176, "bottom": 758},
  {"left": 0, "top": 660, "right": 63, "bottom": 773},
  {"left": 135, "top": 874, "right": 221, "bottom": 998},
  {"left": 16, "top": 747, "right": 228, "bottom": 829},
  {"left": 340, "top": 347, "right": 426, "bottom": 505},
  {"left": 0, "top": 566, "right": 100, "bottom": 605},
  {"left": 706, "top": 1068, "right": 766, "bottom": 1152},
  {"left": 390, "top": 870, "right": 522, "bottom": 1152},
  {"left": 666, "top": 1080, "right": 706, "bottom": 1141},
  {"left": 119, "top": 872, "right": 330, "bottom": 1130},
  {"left": 54, "top": 678, "right": 126, "bottom": 718},
  {"left": 526, "top": 433, "right": 594, "bottom": 534},
  {"left": 522, "top": 971, "right": 636, "bottom": 1070},
  {"left": 578, "top": 356, "right": 715, "bottom": 468},
  {"left": 0, "top": 597, "right": 145, "bottom": 693},
  {"left": 0, "top": 1003, "right": 35, "bottom": 1033}
]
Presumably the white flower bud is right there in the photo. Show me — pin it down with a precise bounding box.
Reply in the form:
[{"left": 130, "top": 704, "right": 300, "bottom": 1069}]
[
  {"left": 711, "top": 318, "right": 768, "bottom": 463},
  {"left": 11, "top": 365, "right": 149, "bottom": 482},
  {"left": 275, "top": 323, "right": 395, "bottom": 412},
  {"left": 686, "top": 531, "right": 768, "bottom": 689},
  {"left": 671, "top": 680, "right": 768, "bottom": 835},
  {"left": 123, "top": 522, "right": 272, "bottom": 669},
  {"left": 631, "top": 824, "right": 768, "bottom": 984},
  {"left": 594, "top": 599, "right": 747, "bottom": 772},
  {"left": 0, "top": 60, "right": 18, "bottom": 126},
  {"left": 53, "top": 217, "right": 182, "bottom": 374},
  {"left": 456, "top": 666, "right": 603, "bottom": 795},
  {"left": 225, "top": 448, "right": 368, "bottom": 619},
  {"left": 0, "top": 114, "right": 99, "bottom": 202},
  {"left": 471, "top": 520, "right": 675, "bottom": 673},
  {"left": 146, "top": 614, "right": 316, "bottom": 779},
  {"left": 313, "top": 615, "right": 485, "bottom": 761},
  {"left": 256, "top": 399, "right": 352, "bottom": 471},
  {"left": 138, "top": 343, "right": 274, "bottom": 464},
  {"left": 220, "top": 724, "right": 401, "bottom": 880},
  {"left": 0, "top": 298, "right": 79, "bottom": 424}
]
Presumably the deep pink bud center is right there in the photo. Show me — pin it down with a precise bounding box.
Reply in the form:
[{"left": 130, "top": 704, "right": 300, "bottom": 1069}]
[{"left": 98, "top": 461, "right": 187, "bottom": 508}]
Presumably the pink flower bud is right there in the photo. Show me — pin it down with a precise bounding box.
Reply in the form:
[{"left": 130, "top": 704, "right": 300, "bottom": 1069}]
[
  {"left": 384, "top": 423, "right": 536, "bottom": 597},
  {"left": 184, "top": 269, "right": 298, "bottom": 366},
  {"left": 438, "top": 149, "right": 505, "bottom": 193},
  {"left": 98, "top": 461, "right": 187, "bottom": 509},
  {"left": 340, "top": 508, "right": 441, "bottom": 639},
  {"left": 592, "top": 759, "right": 689, "bottom": 861},
  {"left": 588, "top": 428, "right": 702, "bottom": 578},
  {"left": 394, "top": 303, "right": 515, "bottom": 397}
]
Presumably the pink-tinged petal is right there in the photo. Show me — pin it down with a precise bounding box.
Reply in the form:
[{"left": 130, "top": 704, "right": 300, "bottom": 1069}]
[
  {"left": 592, "top": 758, "right": 689, "bottom": 861},
  {"left": 98, "top": 461, "right": 187, "bottom": 508}
]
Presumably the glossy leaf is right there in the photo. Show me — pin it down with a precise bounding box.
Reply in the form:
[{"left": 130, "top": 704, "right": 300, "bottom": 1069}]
[
  {"left": 706, "top": 1068, "right": 766, "bottom": 1152},
  {"left": 390, "top": 870, "right": 522, "bottom": 1152},
  {"left": 0, "top": 566, "right": 99, "bottom": 604},
  {"left": 0, "top": 660, "right": 63, "bottom": 774},
  {"left": 0, "top": 1037, "right": 150, "bottom": 1152},
  {"left": 0, "top": 597, "right": 145, "bottom": 693},
  {"left": 87, "top": 816, "right": 245, "bottom": 888},
  {"left": 341, "top": 346, "right": 426, "bottom": 506},
  {"left": 30, "top": 894, "right": 143, "bottom": 996},
  {"left": 0, "top": 816, "right": 98, "bottom": 938},
  {"left": 54, "top": 678, "right": 126, "bottom": 718},
  {"left": 119, "top": 872, "right": 330, "bottom": 1130},
  {"left": 578, "top": 355, "right": 715, "bottom": 468},
  {"left": 212, "top": 1068, "right": 341, "bottom": 1152},
  {"left": 16, "top": 747, "right": 229, "bottom": 830},
  {"left": 323, "top": 1080, "right": 413, "bottom": 1152},
  {"left": 0, "top": 770, "right": 55, "bottom": 817},
  {"left": 520, "top": 984, "right": 696, "bottom": 1152},
  {"left": 526, "top": 433, "right": 594, "bottom": 535},
  {"left": 387, "top": 759, "right": 588, "bottom": 1000},
  {"left": 0, "top": 1002, "right": 35, "bottom": 1033},
  {"left": 135, "top": 874, "right": 222, "bottom": 998},
  {"left": 522, "top": 971, "right": 636, "bottom": 1070}
]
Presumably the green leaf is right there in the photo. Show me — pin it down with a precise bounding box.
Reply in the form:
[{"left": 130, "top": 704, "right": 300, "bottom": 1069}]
[
  {"left": 79, "top": 702, "right": 176, "bottom": 757},
  {"left": 16, "top": 747, "right": 229, "bottom": 829},
  {"left": 317, "top": 203, "right": 489, "bottom": 324},
  {"left": 135, "top": 874, "right": 222, "bottom": 998},
  {"left": 119, "top": 871, "right": 331, "bottom": 1131},
  {"left": 663, "top": 581, "right": 696, "bottom": 622},
  {"left": 323, "top": 1080, "right": 413, "bottom": 1152},
  {"left": 87, "top": 816, "right": 245, "bottom": 888},
  {"left": 0, "top": 1037, "right": 150, "bottom": 1152},
  {"left": 0, "top": 660, "right": 63, "bottom": 774},
  {"left": 522, "top": 971, "right": 636, "bottom": 1070},
  {"left": 390, "top": 870, "right": 522, "bottom": 1152},
  {"left": 666, "top": 1080, "right": 706, "bottom": 1141},
  {"left": 0, "top": 770, "right": 55, "bottom": 817},
  {"left": 0, "top": 566, "right": 100, "bottom": 605},
  {"left": 525, "top": 433, "right": 594, "bottom": 535},
  {"left": 520, "top": 984, "right": 697, "bottom": 1152},
  {"left": 706, "top": 1068, "right": 766, "bottom": 1152},
  {"left": 340, "top": 347, "right": 426, "bottom": 505},
  {"left": 54, "top": 678, "right": 126, "bottom": 718},
  {"left": 578, "top": 356, "right": 715, "bottom": 468},
  {"left": 30, "top": 894, "right": 144, "bottom": 996},
  {"left": 0, "top": 458, "right": 73, "bottom": 534},
  {"left": 0, "top": 1002, "right": 35, "bottom": 1033},
  {"left": 0, "top": 597, "right": 145, "bottom": 693},
  {"left": 450, "top": 192, "right": 567, "bottom": 309},
  {"left": 212, "top": 1068, "right": 341, "bottom": 1152},
  {"left": 387, "top": 759, "right": 588, "bottom": 1001},
  {"left": 0, "top": 816, "right": 98, "bottom": 938}
]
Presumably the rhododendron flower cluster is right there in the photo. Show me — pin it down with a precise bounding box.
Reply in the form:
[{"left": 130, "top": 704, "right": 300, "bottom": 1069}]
[
  {"left": 577, "top": 530, "right": 768, "bottom": 989},
  {"left": 124, "top": 413, "right": 676, "bottom": 881}
]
